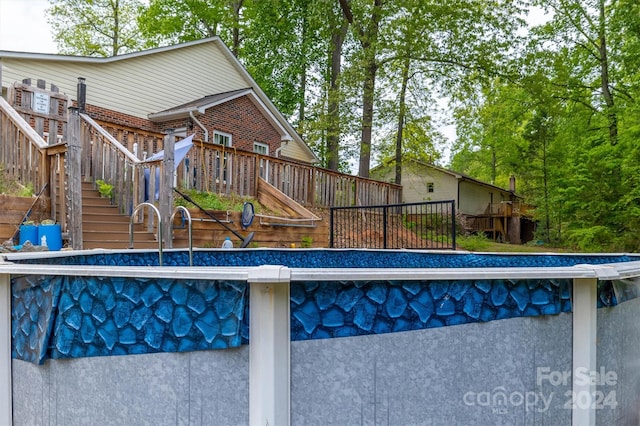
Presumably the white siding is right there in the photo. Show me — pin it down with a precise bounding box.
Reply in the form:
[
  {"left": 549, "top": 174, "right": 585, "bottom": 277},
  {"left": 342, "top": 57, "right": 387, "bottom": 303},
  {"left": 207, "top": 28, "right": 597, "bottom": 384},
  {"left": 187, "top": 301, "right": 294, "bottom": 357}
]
[
  {"left": 279, "top": 140, "right": 315, "bottom": 163},
  {"left": 2, "top": 43, "right": 247, "bottom": 119},
  {"left": 402, "top": 167, "right": 457, "bottom": 203},
  {"left": 458, "top": 181, "right": 509, "bottom": 216}
]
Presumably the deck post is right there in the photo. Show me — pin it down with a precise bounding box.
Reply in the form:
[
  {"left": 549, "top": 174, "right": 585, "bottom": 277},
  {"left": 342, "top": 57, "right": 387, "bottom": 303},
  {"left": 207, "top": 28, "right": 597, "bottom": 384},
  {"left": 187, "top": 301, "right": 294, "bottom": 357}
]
[
  {"left": 0, "top": 270, "right": 12, "bottom": 426},
  {"left": 572, "top": 277, "right": 597, "bottom": 426},
  {"left": 248, "top": 265, "right": 291, "bottom": 426},
  {"left": 67, "top": 107, "right": 83, "bottom": 249},
  {"left": 160, "top": 130, "right": 175, "bottom": 249}
]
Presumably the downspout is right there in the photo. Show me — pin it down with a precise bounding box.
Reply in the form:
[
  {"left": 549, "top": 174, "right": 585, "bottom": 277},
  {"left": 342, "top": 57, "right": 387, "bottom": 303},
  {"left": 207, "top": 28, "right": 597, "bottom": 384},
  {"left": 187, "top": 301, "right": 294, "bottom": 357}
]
[{"left": 189, "top": 111, "right": 208, "bottom": 143}]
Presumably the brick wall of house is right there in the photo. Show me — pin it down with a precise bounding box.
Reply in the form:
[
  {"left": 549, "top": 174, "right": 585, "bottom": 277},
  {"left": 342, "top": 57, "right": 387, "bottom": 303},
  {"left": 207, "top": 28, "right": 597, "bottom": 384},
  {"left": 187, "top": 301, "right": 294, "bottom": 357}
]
[
  {"left": 197, "top": 96, "right": 283, "bottom": 154},
  {"left": 85, "top": 104, "right": 156, "bottom": 132},
  {"left": 86, "top": 94, "right": 283, "bottom": 156}
]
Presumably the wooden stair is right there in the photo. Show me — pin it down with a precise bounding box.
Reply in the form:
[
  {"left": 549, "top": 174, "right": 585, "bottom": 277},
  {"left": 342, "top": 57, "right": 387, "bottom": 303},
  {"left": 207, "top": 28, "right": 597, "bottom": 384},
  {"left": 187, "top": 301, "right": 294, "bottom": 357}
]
[{"left": 80, "top": 181, "right": 158, "bottom": 250}]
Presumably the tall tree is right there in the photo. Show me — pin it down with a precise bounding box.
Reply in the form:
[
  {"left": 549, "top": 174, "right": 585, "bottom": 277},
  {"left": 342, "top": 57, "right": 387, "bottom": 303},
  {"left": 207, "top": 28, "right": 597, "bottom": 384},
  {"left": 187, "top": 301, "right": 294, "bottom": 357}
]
[
  {"left": 339, "top": 0, "right": 385, "bottom": 178},
  {"left": 325, "top": 5, "right": 350, "bottom": 171},
  {"left": 47, "top": 0, "right": 145, "bottom": 56}
]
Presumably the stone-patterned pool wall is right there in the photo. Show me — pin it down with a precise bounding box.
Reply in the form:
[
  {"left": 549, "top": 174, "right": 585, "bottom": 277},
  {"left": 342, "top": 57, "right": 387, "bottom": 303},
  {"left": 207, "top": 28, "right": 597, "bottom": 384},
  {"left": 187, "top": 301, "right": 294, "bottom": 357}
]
[
  {"left": 13, "top": 312, "right": 574, "bottom": 426},
  {"left": 11, "top": 275, "right": 248, "bottom": 364}
]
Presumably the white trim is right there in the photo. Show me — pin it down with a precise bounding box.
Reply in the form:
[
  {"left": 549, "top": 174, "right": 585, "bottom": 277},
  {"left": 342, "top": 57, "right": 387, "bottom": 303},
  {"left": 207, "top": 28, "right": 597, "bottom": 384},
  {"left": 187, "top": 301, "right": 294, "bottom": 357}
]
[
  {"left": 0, "top": 37, "right": 221, "bottom": 63},
  {"left": 572, "top": 278, "right": 597, "bottom": 426},
  {"left": 0, "top": 270, "right": 12, "bottom": 426},
  {"left": 248, "top": 266, "right": 291, "bottom": 426}
]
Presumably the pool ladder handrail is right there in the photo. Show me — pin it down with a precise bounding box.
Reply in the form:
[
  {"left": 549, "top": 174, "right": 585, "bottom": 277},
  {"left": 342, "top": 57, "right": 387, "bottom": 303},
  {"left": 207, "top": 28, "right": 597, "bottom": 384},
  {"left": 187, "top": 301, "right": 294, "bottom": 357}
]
[
  {"left": 170, "top": 206, "right": 193, "bottom": 266},
  {"left": 130, "top": 202, "right": 163, "bottom": 266}
]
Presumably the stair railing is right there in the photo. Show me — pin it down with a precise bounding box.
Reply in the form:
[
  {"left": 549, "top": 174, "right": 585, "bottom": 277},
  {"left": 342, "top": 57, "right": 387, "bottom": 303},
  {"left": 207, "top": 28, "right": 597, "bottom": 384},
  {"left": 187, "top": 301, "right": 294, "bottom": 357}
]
[
  {"left": 79, "top": 113, "right": 143, "bottom": 217},
  {"left": 0, "top": 97, "right": 49, "bottom": 195}
]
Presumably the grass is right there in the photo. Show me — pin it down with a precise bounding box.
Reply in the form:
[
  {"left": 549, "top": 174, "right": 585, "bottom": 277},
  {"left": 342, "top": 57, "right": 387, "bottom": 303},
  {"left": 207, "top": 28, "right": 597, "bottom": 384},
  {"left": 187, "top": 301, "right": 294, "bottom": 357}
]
[
  {"left": 0, "top": 166, "right": 34, "bottom": 197},
  {"left": 456, "top": 234, "right": 567, "bottom": 253},
  {"left": 174, "top": 188, "right": 264, "bottom": 213}
]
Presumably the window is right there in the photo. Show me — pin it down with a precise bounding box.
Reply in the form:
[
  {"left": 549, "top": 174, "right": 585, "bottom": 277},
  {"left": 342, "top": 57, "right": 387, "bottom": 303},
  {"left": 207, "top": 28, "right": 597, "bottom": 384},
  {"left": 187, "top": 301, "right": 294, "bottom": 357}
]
[
  {"left": 253, "top": 142, "right": 268, "bottom": 155},
  {"left": 213, "top": 131, "right": 232, "bottom": 184},
  {"left": 427, "top": 182, "right": 434, "bottom": 193},
  {"left": 254, "top": 142, "right": 269, "bottom": 179},
  {"left": 214, "top": 131, "right": 232, "bottom": 147}
]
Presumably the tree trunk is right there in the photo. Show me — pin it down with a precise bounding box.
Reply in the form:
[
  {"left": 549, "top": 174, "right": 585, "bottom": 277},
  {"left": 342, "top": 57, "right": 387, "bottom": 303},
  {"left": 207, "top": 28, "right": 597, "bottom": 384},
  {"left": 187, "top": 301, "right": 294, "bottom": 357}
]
[
  {"left": 231, "top": 0, "right": 244, "bottom": 56},
  {"left": 394, "top": 57, "right": 410, "bottom": 185},
  {"left": 340, "top": 0, "right": 383, "bottom": 178},
  {"left": 326, "top": 19, "right": 349, "bottom": 171},
  {"left": 597, "top": 0, "right": 617, "bottom": 144}
]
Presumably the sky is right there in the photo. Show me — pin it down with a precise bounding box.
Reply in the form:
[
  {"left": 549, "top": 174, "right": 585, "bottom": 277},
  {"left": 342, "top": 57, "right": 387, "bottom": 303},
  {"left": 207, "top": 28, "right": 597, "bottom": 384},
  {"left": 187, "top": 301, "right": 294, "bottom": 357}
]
[{"left": 0, "top": 0, "right": 57, "bottom": 53}]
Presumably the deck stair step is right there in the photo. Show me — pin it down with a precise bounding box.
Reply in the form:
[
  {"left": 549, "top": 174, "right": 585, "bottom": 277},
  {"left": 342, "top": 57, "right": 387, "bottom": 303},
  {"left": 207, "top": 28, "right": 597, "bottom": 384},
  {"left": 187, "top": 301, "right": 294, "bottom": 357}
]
[{"left": 80, "top": 181, "right": 158, "bottom": 250}]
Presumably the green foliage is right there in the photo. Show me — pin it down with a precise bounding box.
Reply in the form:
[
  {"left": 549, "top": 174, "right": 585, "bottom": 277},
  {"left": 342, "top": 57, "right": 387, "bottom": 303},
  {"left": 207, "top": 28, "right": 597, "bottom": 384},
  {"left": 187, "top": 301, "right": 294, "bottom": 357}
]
[
  {"left": 47, "top": 0, "right": 145, "bottom": 56},
  {"left": 0, "top": 166, "right": 34, "bottom": 197},
  {"left": 95, "top": 180, "right": 114, "bottom": 199},
  {"left": 174, "top": 188, "right": 261, "bottom": 213},
  {"left": 564, "top": 226, "right": 615, "bottom": 253},
  {"left": 456, "top": 234, "right": 492, "bottom": 252},
  {"left": 17, "top": 182, "right": 34, "bottom": 197},
  {"left": 300, "top": 236, "right": 313, "bottom": 248}
]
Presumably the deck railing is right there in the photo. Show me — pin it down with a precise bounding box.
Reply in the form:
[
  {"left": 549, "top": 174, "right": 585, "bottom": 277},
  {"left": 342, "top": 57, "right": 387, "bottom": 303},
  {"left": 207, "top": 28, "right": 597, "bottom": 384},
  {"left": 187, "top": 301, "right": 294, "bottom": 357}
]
[
  {"left": 173, "top": 141, "right": 402, "bottom": 208},
  {"left": 82, "top": 122, "right": 403, "bottom": 209}
]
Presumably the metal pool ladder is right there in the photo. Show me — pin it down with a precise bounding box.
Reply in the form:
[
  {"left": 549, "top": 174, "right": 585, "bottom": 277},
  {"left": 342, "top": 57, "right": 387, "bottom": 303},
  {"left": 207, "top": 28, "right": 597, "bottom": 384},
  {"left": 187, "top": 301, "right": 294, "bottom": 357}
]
[
  {"left": 130, "top": 202, "right": 163, "bottom": 266},
  {"left": 170, "top": 206, "right": 193, "bottom": 266}
]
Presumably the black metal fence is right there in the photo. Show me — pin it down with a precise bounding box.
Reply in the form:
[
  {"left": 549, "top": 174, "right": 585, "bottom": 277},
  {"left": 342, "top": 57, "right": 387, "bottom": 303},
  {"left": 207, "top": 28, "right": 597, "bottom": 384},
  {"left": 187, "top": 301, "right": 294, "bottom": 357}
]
[{"left": 330, "top": 200, "right": 456, "bottom": 250}]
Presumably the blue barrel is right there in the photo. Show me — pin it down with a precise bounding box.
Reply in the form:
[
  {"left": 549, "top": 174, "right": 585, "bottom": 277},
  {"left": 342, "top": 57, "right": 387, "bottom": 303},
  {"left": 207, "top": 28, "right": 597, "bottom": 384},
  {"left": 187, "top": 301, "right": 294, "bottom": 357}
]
[
  {"left": 38, "top": 224, "right": 62, "bottom": 251},
  {"left": 19, "top": 224, "right": 38, "bottom": 245}
]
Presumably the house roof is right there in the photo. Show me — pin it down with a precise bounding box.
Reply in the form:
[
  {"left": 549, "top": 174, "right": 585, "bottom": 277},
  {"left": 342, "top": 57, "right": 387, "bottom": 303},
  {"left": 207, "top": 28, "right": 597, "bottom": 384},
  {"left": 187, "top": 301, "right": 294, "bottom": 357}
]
[
  {"left": 0, "top": 37, "right": 318, "bottom": 163},
  {"left": 372, "top": 158, "right": 522, "bottom": 198},
  {"left": 148, "top": 88, "right": 294, "bottom": 142}
]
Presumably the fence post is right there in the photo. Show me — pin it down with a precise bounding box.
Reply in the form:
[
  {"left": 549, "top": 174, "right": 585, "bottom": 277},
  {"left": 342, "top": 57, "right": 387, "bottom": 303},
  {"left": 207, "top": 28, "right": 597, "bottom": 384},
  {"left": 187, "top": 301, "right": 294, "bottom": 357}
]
[
  {"left": 383, "top": 205, "right": 388, "bottom": 249},
  {"left": 309, "top": 168, "right": 316, "bottom": 207},
  {"left": 329, "top": 208, "right": 334, "bottom": 248},
  {"left": 67, "top": 107, "right": 83, "bottom": 250},
  {"left": 451, "top": 201, "right": 456, "bottom": 250},
  {"left": 160, "top": 130, "right": 175, "bottom": 249}
]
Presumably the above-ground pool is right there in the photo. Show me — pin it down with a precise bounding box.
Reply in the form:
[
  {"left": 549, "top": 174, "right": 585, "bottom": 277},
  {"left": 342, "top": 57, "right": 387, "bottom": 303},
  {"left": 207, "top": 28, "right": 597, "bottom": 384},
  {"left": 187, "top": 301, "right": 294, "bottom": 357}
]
[{"left": 2, "top": 248, "right": 640, "bottom": 425}]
